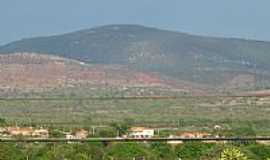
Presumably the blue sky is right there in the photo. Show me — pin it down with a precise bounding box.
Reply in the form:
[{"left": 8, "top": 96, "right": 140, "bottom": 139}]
[{"left": 1, "top": 0, "right": 270, "bottom": 45}]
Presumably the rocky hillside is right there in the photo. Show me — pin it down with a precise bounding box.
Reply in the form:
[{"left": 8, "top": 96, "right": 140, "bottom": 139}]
[{"left": 0, "top": 53, "right": 205, "bottom": 96}]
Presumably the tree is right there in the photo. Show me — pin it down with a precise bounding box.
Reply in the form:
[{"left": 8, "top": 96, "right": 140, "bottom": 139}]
[
  {"left": 0, "top": 144, "right": 24, "bottom": 160},
  {"left": 175, "top": 142, "right": 214, "bottom": 160},
  {"left": 104, "top": 143, "right": 155, "bottom": 160},
  {"left": 0, "top": 117, "right": 6, "bottom": 126},
  {"left": 31, "top": 143, "right": 104, "bottom": 160},
  {"left": 220, "top": 148, "right": 248, "bottom": 160},
  {"left": 150, "top": 142, "right": 177, "bottom": 160},
  {"left": 49, "top": 128, "right": 65, "bottom": 138},
  {"left": 247, "top": 144, "right": 270, "bottom": 160},
  {"left": 97, "top": 128, "right": 117, "bottom": 137},
  {"left": 110, "top": 121, "right": 129, "bottom": 136}
]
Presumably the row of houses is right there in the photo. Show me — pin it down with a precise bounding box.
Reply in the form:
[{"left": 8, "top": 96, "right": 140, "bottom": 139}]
[
  {"left": 0, "top": 126, "right": 154, "bottom": 139},
  {"left": 0, "top": 126, "right": 216, "bottom": 140},
  {"left": 0, "top": 127, "right": 49, "bottom": 138},
  {"left": 0, "top": 127, "right": 89, "bottom": 139}
]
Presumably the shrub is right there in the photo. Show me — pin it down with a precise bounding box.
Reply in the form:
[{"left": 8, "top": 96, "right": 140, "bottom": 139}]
[
  {"left": 246, "top": 144, "right": 270, "bottom": 160},
  {"left": 104, "top": 143, "right": 155, "bottom": 160},
  {"left": 150, "top": 142, "right": 177, "bottom": 160},
  {"left": 175, "top": 142, "right": 215, "bottom": 160},
  {"left": 0, "top": 117, "right": 6, "bottom": 126}
]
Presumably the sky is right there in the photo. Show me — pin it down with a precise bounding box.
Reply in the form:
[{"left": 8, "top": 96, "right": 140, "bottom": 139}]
[{"left": 1, "top": 0, "right": 270, "bottom": 45}]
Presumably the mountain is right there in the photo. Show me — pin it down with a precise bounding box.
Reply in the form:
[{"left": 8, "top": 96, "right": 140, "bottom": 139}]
[
  {"left": 1, "top": 24, "right": 270, "bottom": 90},
  {"left": 0, "top": 53, "right": 205, "bottom": 97}
]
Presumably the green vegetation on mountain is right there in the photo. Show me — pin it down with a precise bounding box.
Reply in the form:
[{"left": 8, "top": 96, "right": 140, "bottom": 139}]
[{"left": 1, "top": 25, "right": 270, "bottom": 88}]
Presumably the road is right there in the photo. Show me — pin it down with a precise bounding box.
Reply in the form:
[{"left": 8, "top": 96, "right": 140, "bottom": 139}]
[{"left": 1, "top": 137, "right": 270, "bottom": 143}]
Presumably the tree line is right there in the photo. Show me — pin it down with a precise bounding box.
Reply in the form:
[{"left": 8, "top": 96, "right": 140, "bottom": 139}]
[{"left": 0, "top": 142, "right": 270, "bottom": 160}]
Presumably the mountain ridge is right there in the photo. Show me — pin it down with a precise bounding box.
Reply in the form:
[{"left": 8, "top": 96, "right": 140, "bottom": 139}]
[{"left": 6, "top": 24, "right": 268, "bottom": 45}]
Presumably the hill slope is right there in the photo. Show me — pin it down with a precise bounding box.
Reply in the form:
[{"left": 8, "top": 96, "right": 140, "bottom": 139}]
[
  {"left": 0, "top": 53, "right": 205, "bottom": 96},
  {"left": 1, "top": 25, "right": 270, "bottom": 89}
]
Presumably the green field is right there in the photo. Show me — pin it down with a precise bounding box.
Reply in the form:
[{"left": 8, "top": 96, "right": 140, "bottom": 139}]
[{"left": 1, "top": 96, "right": 270, "bottom": 135}]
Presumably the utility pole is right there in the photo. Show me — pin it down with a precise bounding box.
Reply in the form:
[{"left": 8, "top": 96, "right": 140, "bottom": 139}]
[{"left": 92, "top": 126, "right": 96, "bottom": 135}]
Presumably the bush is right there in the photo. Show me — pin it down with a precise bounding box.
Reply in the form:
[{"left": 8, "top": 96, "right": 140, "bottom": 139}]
[
  {"left": 246, "top": 144, "right": 270, "bottom": 160},
  {"left": 49, "top": 128, "right": 65, "bottom": 138},
  {"left": 150, "top": 142, "right": 177, "bottom": 160},
  {"left": 96, "top": 128, "right": 117, "bottom": 137},
  {"left": 175, "top": 142, "right": 215, "bottom": 160},
  {"left": 0, "top": 117, "right": 6, "bottom": 126},
  {"left": 105, "top": 143, "right": 155, "bottom": 160},
  {"left": 0, "top": 144, "right": 24, "bottom": 160},
  {"left": 31, "top": 143, "right": 104, "bottom": 160}
]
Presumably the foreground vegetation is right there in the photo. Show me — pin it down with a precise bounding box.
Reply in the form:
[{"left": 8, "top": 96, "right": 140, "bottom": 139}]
[{"left": 0, "top": 142, "right": 270, "bottom": 160}]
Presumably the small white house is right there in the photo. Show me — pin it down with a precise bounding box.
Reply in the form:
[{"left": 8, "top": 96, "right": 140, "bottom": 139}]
[
  {"left": 129, "top": 127, "right": 154, "bottom": 138},
  {"left": 65, "top": 129, "right": 88, "bottom": 139}
]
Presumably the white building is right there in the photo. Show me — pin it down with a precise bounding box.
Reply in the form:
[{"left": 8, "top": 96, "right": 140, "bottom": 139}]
[
  {"left": 65, "top": 129, "right": 88, "bottom": 139},
  {"left": 129, "top": 127, "right": 154, "bottom": 138}
]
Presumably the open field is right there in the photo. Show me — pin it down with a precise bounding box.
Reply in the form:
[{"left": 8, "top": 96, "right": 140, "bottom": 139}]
[{"left": 1, "top": 96, "right": 270, "bottom": 135}]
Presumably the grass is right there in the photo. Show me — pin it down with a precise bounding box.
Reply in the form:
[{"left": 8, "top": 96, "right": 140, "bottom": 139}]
[{"left": 0, "top": 96, "right": 270, "bottom": 135}]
